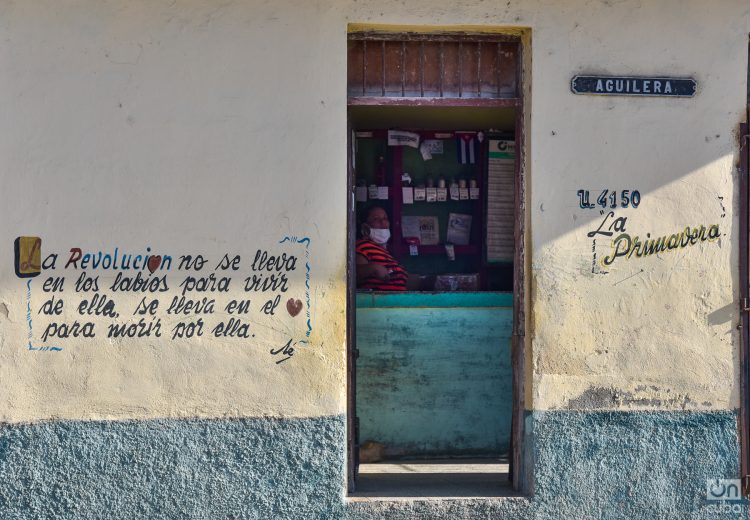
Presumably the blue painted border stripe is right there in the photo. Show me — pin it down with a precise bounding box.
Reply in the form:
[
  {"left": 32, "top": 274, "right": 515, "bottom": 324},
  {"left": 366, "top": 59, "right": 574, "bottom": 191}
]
[{"left": 356, "top": 291, "right": 513, "bottom": 308}]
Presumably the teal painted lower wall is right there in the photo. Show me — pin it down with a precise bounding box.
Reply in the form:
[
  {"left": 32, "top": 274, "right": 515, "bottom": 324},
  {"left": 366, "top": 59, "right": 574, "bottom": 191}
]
[
  {"left": 356, "top": 304, "right": 513, "bottom": 456},
  {"left": 0, "top": 416, "right": 347, "bottom": 520},
  {"left": 529, "top": 410, "right": 745, "bottom": 520},
  {"left": 0, "top": 411, "right": 744, "bottom": 519}
]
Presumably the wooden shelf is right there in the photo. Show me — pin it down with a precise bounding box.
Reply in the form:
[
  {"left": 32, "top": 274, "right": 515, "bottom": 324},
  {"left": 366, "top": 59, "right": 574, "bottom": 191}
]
[
  {"left": 403, "top": 199, "right": 479, "bottom": 204},
  {"left": 357, "top": 198, "right": 479, "bottom": 204},
  {"left": 406, "top": 244, "right": 478, "bottom": 255}
]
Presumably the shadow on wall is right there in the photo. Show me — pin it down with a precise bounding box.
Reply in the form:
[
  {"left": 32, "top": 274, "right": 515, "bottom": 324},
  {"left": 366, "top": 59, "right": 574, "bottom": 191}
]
[{"left": 530, "top": 86, "right": 746, "bottom": 400}]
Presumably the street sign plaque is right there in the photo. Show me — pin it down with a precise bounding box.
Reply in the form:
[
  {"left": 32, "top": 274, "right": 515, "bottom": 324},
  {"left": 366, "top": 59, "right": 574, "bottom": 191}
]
[{"left": 571, "top": 75, "right": 696, "bottom": 97}]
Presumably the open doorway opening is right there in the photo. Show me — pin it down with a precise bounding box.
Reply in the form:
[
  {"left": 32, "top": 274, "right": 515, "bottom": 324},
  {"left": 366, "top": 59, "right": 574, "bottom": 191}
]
[{"left": 346, "top": 29, "right": 526, "bottom": 498}]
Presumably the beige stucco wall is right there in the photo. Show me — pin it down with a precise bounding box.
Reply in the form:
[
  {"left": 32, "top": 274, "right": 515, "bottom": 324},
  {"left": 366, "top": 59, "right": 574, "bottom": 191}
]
[
  {"left": 0, "top": 0, "right": 351, "bottom": 422},
  {"left": 0, "top": 0, "right": 748, "bottom": 423},
  {"left": 524, "top": 2, "right": 748, "bottom": 411}
]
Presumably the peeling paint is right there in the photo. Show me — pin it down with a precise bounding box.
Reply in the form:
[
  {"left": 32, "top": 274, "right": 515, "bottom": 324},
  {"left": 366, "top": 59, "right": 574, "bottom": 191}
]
[{"left": 568, "top": 386, "right": 698, "bottom": 410}]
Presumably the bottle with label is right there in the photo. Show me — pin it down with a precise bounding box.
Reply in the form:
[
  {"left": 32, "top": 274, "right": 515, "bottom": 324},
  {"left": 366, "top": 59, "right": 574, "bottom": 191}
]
[{"left": 376, "top": 156, "right": 386, "bottom": 186}]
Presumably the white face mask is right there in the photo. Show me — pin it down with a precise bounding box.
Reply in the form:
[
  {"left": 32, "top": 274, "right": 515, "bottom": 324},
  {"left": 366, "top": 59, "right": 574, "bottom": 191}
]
[{"left": 368, "top": 228, "right": 391, "bottom": 245}]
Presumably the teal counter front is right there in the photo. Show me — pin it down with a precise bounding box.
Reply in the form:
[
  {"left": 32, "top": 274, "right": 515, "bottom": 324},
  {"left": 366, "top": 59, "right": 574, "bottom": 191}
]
[{"left": 355, "top": 291, "right": 513, "bottom": 458}]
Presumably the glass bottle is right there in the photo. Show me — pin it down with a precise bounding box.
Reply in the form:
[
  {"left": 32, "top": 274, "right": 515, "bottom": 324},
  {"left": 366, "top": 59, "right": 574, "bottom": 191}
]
[{"left": 376, "top": 156, "right": 386, "bottom": 186}]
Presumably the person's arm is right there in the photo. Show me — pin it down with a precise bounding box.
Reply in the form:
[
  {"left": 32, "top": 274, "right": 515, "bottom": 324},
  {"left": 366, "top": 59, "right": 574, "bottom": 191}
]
[{"left": 356, "top": 253, "right": 390, "bottom": 284}]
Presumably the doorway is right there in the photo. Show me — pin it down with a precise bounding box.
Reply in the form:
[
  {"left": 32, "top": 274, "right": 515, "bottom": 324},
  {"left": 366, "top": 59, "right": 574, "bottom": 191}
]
[{"left": 346, "top": 28, "right": 527, "bottom": 496}]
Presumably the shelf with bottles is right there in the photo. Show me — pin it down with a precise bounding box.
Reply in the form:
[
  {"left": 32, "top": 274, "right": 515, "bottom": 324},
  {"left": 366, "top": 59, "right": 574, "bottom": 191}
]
[
  {"left": 353, "top": 137, "right": 394, "bottom": 206},
  {"left": 353, "top": 129, "right": 486, "bottom": 267},
  {"left": 409, "top": 244, "right": 479, "bottom": 255},
  {"left": 352, "top": 130, "right": 484, "bottom": 205},
  {"left": 400, "top": 183, "right": 481, "bottom": 204},
  {"left": 399, "top": 139, "right": 481, "bottom": 200},
  {"left": 393, "top": 137, "right": 485, "bottom": 260}
]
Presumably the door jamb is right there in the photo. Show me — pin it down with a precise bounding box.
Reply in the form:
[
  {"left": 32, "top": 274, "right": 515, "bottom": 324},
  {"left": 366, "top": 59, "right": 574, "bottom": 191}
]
[{"left": 739, "top": 35, "right": 750, "bottom": 495}]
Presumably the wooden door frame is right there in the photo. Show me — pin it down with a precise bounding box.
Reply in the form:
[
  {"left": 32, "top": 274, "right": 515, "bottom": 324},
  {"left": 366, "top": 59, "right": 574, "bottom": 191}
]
[
  {"left": 345, "top": 30, "right": 528, "bottom": 494},
  {"left": 346, "top": 115, "right": 359, "bottom": 492},
  {"left": 738, "top": 32, "right": 750, "bottom": 497},
  {"left": 739, "top": 35, "right": 750, "bottom": 496},
  {"left": 740, "top": 120, "right": 749, "bottom": 496}
]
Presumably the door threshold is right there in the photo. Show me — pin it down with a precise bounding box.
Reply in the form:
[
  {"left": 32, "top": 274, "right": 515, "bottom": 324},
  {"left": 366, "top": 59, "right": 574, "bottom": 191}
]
[{"left": 348, "top": 458, "right": 522, "bottom": 500}]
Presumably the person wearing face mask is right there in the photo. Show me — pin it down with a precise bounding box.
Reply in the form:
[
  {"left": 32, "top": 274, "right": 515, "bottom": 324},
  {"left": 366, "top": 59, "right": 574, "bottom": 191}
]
[{"left": 356, "top": 205, "right": 408, "bottom": 291}]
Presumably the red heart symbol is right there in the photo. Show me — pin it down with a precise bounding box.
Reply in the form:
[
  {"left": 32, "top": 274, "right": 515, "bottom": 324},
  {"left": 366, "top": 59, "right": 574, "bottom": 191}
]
[
  {"left": 286, "top": 298, "right": 303, "bottom": 317},
  {"left": 147, "top": 255, "right": 162, "bottom": 274}
]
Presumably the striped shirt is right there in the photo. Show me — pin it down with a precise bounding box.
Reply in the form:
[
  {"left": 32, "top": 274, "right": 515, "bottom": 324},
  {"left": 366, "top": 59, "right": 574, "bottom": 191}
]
[{"left": 356, "top": 238, "right": 408, "bottom": 291}]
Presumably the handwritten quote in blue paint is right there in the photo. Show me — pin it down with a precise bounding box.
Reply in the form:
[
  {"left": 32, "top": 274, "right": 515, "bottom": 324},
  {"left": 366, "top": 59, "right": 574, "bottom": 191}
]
[{"left": 26, "top": 236, "right": 311, "bottom": 365}]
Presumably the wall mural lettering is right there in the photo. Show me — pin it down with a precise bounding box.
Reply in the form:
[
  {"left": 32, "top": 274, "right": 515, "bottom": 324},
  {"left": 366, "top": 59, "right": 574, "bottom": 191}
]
[
  {"left": 577, "top": 189, "right": 641, "bottom": 210},
  {"left": 13, "top": 236, "right": 311, "bottom": 364},
  {"left": 586, "top": 211, "right": 628, "bottom": 238},
  {"left": 577, "top": 191, "right": 724, "bottom": 273},
  {"left": 601, "top": 224, "right": 720, "bottom": 267}
]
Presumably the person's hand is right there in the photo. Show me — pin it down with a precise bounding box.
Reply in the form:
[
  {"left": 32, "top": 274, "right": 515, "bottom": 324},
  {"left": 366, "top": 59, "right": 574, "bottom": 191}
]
[{"left": 369, "top": 263, "right": 391, "bottom": 281}]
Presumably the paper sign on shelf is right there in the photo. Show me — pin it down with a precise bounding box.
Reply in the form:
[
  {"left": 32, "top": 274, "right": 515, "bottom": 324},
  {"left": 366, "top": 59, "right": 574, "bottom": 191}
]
[
  {"left": 447, "top": 213, "right": 472, "bottom": 246},
  {"left": 423, "top": 140, "right": 444, "bottom": 154},
  {"left": 388, "top": 130, "right": 420, "bottom": 148},
  {"left": 445, "top": 243, "right": 456, "bottom": 261},
  {"left": 419, "top": 142, "right": 432, "bottom": 161},
  {"left": 402, "top": 216, "right": 439, "bottom": 245}
]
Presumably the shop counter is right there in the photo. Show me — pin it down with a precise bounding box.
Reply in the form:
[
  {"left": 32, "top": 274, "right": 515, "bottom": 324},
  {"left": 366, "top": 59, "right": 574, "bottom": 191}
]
[{"left": 355, "top": 291, "right": 513, "bottom": 457}]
